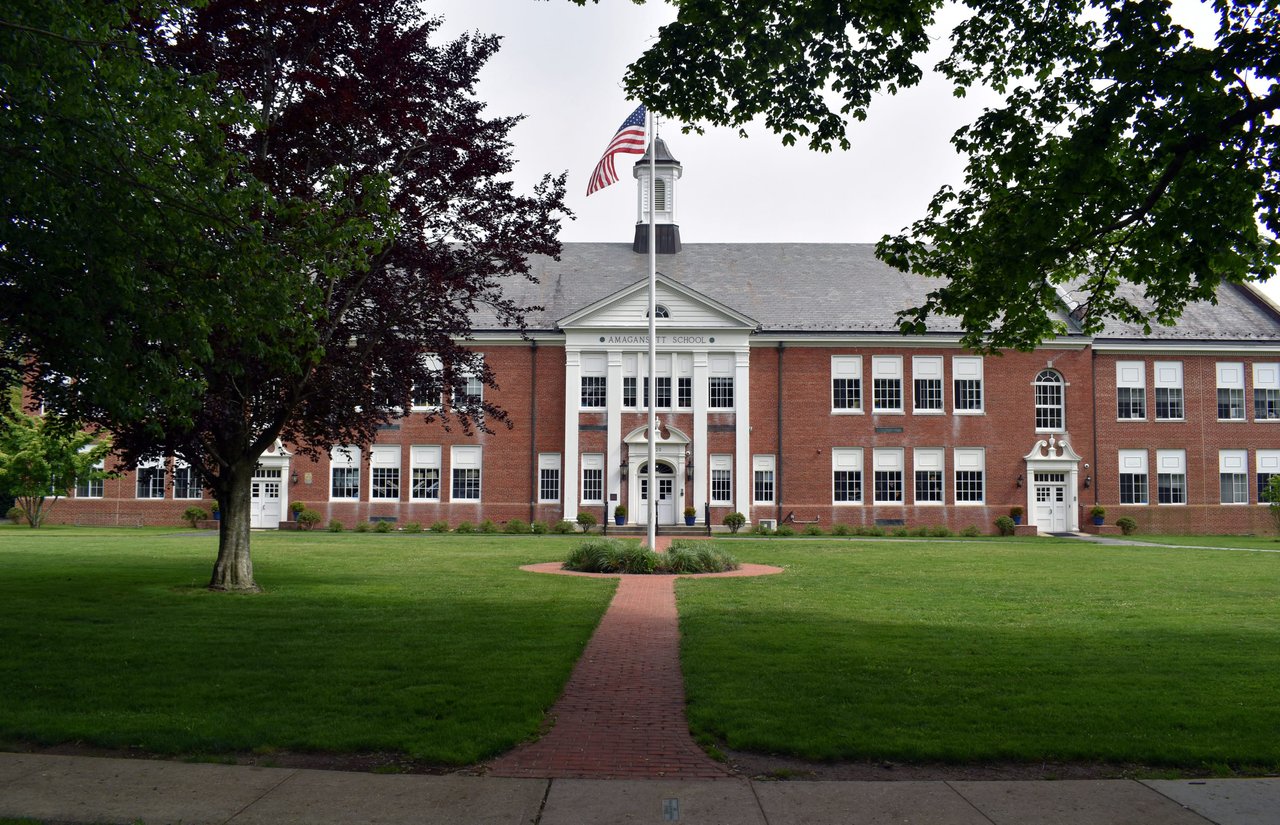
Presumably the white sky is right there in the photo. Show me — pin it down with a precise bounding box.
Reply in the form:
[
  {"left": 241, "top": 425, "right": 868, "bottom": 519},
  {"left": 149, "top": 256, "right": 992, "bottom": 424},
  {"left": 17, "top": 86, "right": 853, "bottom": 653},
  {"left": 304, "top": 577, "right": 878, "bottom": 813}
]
[{"left": 429, "top": 0, "right": 1279, "bottom": 304}]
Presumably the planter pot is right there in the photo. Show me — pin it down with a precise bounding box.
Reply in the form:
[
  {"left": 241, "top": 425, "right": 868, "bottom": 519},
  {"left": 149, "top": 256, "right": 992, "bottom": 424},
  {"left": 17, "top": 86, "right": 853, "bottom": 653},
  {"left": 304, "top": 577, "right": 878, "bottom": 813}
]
[
  {"left": 213, "top": 512, "right": 221, "bottom": 521},
  {"left": 685, "top": 516, "right": 696, "bottom": 526},
  {"left": 1093, "top": 516, "right": 1105, "bottom": 525},
  {"left": 1012, "top": 515, "right": 1022, "bottom": 525},
  {"left": 615, "top": 516, "right": 625, "bottom": 526}
]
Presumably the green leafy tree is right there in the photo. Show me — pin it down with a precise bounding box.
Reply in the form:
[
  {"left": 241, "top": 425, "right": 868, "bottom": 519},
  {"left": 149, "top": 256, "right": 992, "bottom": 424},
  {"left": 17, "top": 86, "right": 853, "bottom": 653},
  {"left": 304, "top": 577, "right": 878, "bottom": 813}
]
[
  {"left": 0, "top": 392, "right": 111, "bottom": 528},
  {"left": 577, "top": 0, "right": 1280, "bottom": 350},
  {"left": 1264, "top": 475, "right": 1280, "bottom": 538}
]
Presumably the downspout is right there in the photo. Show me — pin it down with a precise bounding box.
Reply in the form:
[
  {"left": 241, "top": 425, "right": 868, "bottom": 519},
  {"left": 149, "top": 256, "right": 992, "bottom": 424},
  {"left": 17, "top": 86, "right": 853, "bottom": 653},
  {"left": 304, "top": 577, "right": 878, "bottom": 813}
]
[
  {"left": 776, "top": 341, "right": 784, "bottom": 524},
  {"left": 1090, "top": 344, "right": 1099, "bottom": 509},
  {"left": 529, "top": 339, "right": 538, "bottom": 523}
]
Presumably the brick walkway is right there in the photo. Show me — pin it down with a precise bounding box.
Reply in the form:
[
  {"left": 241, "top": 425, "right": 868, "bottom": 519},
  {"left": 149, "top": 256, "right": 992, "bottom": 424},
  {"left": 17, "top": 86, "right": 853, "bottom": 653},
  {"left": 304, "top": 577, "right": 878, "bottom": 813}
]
[{"left": 487, "top": 568, "right": 731, "bottom": 780}]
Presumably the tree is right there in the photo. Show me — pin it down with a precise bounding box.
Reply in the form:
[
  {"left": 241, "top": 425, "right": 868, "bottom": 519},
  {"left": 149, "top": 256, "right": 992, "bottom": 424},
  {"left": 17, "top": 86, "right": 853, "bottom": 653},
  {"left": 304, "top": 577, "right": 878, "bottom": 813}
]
[
  {"left": 578, "top": 0, "right": 1279, "bottom": 350},
  {"left": 1265, "top": 475, "right": 1280, "bottom": 538},
  {"left": 0, "top": 391, "right": 111, "bottom": 528}
]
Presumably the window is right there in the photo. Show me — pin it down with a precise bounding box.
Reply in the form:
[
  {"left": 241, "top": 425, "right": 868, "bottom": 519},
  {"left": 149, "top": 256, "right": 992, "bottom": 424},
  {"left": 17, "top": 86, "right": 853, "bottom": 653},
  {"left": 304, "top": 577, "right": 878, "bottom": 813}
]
[
  {"left": 677, "top": 376, "right": 692, "bottom": 409},
  {"left": 410, "top": 446, "right": 441, "bottom": 501},
  {"left": 451, "top": 354, "right": 484, "bottom": 412},
  {"left": 1116, "top": 361, "right": 1146, "bottom": 420},
  {"left": 954, "top": 448, "right": 985, "bottom": 504},
  {"left": 136, "top": 459, "right": 165, "bottom": 499},
  {"left": 581, "top": 454, "right": 604, "bottom": 504},
  {"left": 873, "top": 448, "right": 904, "bottom": 503},
  {"left": 580, "top": 376, "right": 607, "bottom": 409},
  {"left": 76, "top": 457, "right": 105, "bottom": 498},
  {"left": 1220, "top": 449, "right": 1248, "bottom": 504},
  {"left": 1118, "top": 450, "right": 1148, "bottom": 504},
  {"left": 654, "top": 376, "right": 672, "bottom": 408},
  {"left": 709, "top": 376, "right": 734, "bottom": 409},
  {"left": 831, "top": 355, "right": 862, "bottom": 412},
  {"left": 539, "top": 453, "right": 561, "bottom": 503},
  {"left": 1217, "top": 362, "right": 1245, "bottom": 420},
  {"left": 369, "top": 445, "right": 400, "bottom": 500},
  {"left": 913, "top": 448, "right": 944, "bottom": 504},
  {"left": 1156, "top": 449, "right": 1187, "bottom": 505},
  {"left": 451, "top": 446, "right": 482, "bottom": 501},
  {"left": 872, "top": 356, "right": 903, "bottom": 413},
  {"left": 623, "top": 376, "right": 637, "bottom": 408},
  {"left": 832, "top": 448, "right": 863, "bottom": 504},
  {"left": 1258, "top": 450, "right": 1280, "bottom": 503},
  {"left": 173, "top": 461, "right": 202, "bottom": 499},
  {"left": 1154, "top": 362, "right": 1184, "bottom": 420},
  {"left": 1254, "top": 363, "right": 1280, "bottom": 420},
  {"left": 410, "top": 354, "right": 443, "bottom": 410},
  {"left": 753, "top": 455, "right": 776, "bottom": 504},
  {"left": 1034, "top": 370, "right": 1064, "bottom": 430},
  {"left": 953, "top": 356, "right": 984, "bottom": 413},
  {"left": 710, "top": 454, "right": 733, "bottom": 504},
  {"left": 330, "top": 445, "right": 360, "bottom": 500},
  {"left": 912, "top": 356, "right": 944, "bottom": 413},
  {"left": 648, "top": 303, "right": 670, "bottom": 318}
]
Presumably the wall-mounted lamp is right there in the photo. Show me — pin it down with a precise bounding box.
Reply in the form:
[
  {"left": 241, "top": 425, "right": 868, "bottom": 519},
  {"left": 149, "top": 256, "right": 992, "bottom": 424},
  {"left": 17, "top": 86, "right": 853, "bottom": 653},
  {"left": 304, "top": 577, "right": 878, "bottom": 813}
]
[
  {"left": 685, "top": 448, "right": 694, "bottom": 479},
  {"left": 1084, "top": 475, "right": 1092, "bottom": 489},
  {"left": 291, "top": 471, "right": 299, "bottom": 485},
  {"left": 620, "top": 459, "right": 628, "bottom": 479},
  {"left": 1016, "top": 473, "right": 1024, "bottom": 488}
]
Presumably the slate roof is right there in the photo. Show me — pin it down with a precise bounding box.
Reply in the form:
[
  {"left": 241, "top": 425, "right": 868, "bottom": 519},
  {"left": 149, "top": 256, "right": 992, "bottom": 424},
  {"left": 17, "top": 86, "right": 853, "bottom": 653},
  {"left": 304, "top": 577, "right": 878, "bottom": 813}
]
[
  {"left": 474, "top": 242, "right": 1280, "bottom": 342},
  {"left": 1075, "top": 279, "right": 1280, "bottom": 343}
]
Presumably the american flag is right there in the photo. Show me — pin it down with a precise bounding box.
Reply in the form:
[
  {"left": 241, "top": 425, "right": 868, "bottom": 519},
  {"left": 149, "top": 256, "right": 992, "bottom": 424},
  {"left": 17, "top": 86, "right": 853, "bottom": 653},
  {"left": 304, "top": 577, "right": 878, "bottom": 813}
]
[{"left": 586, "top": 104, "right": 647, "bottom": 196}]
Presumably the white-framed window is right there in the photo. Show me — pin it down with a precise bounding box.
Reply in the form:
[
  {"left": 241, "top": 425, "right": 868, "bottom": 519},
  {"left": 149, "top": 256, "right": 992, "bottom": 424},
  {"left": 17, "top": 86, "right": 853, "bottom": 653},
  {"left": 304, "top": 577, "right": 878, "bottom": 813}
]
[
  {"left": 872, "top": 356, "right": 903, "bottom": 413},
  {"left": 539, "top": 453, "right": 561, "bottom": 502},
  {"left": 1156, "top": 449, "right": 1187, "bottom": 505},
  {"left": 953, "top": 356, "right": 984, "bottom": 413},
  {"left": 1220, "top": 449, "right": 1248, "bottom": 504},
  {"left": 1257, "top": 450, "right": 1280, "bottom": 503},
  {"left": 622, "top": 376, "right": 638, "bottom": 408},
  {"left": 410, "top": 446, "right": 441, "bottom": 501},
  {"left": 410, "top": 354, "right": 443, "bottom": 410},
  {"left": 450, "top": 445, "right": 482, "bottom": 501},
  {"left": 173, "top": 459, "right": 202, "bottom": 499},
  {"left": 832, "top": 448, "right": 863, "bottom": 504},
  {"left": 708, "top": 376, "right": 734, "bottom": 409},
  {"left": 580, "top": 376, "right": 607, "bottom": 409},
  {"left": 831, "top": 355, "right": 862, "bottom": 413},
  {"left": 710, "top": 454, "right": 733, "bottom": 504},
  {"left": 912, "top": 356, "right": 944, "bottom": 414},
  {"left": 136, "top": 458, "right": 166, "bottom": 499},
  {"left": 330, "top": 445, "right": 361, "bottom": 500},
  {"left": 450, "top": 354, "right": 484, "bottom": 413},
  {"left": 677, "top": 376, "right": 692, "bottom": 409},
  {"left": 369, "top": 445, "right": 401, "bottom": 500},
  {"left": 913, "top": 448, "right": 944, "bottom": 504},
  {"left": 1116, "top": 361, "right": 1146, "bottom": 420},
  {"left": 1034, "top": 369, "right": 1065, "bottom": 431},
  {"left": 1217, "top": 362, "right": 1246, "bottom": 420},
  {"left": 1118, "top": 449, "right": 1148, "bottom": 504},
  {"left": 581, "top": 453, "right": 604, "bottom": 504},
  {"left": 953, "top": 448, "right": 985, "bottom": 504},
  {"left": 1154, "top": 361, "right": 1184, "bottom": 420},
  {"left": 76, "top": 456, "right": 105, "bottom": 498},
  {"left": 873, "top": 448, "right": 904, "bottom": 503},
  {"left": 753, "top": 455, "right": 775, "bottom": 504},
  {"left": 1253, "top": 363, "right": 1280, "bottom": 421}
]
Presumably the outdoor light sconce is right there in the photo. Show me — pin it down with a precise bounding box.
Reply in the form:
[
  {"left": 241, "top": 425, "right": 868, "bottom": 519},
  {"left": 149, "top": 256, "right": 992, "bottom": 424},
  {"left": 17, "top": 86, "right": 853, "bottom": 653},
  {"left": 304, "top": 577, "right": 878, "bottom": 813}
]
[
  {"left": 685, "top": 448, "right": 694, "bottom": 479},
  {"left": 1016, "top": 474, "right": 1024, "bottom": 488},
  {"left": 291, "top": 471, "right": 299, "bottom": 485},
  {"left": 1084, "top": 475, "right": 1092, "bottom": 489}
]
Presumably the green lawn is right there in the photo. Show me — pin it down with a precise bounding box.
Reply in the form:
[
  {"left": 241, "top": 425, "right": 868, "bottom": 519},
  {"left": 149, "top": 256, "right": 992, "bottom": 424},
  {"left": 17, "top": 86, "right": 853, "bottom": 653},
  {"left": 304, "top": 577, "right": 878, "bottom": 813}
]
[
  {"left": 677, "top": 538, "right": 1280, "bottom": 769},
  {"left": 0, "top": 527, "right": 614, "bottom": 764},
  {"left": 1129, "top": 533, "right": 1280, "bottom": 551}
]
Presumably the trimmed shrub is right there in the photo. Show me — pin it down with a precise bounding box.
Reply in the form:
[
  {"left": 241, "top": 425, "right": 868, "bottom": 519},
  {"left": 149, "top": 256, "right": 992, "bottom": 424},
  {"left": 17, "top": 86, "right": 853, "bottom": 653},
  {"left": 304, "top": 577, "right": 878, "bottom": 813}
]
[
  {"left": 479, "top": 519, "right": 499, "bottom": 534},
  {"left": 327, "top": 519, "right": 344, "bottom": 532},
  {"left": 723, "top": 512, "right": 746, "bottom": 533},
  {"left": 402, "top": 521, "right": 422, "bottom": 533},
  {"left": 830, "top": 523, "right": 852, "bottom": 536},
  {"left": 908, "top": 526, "right": 930, "bottom": 538},
  {"left": 530, "top": 520, "right": 549, "bottom": 534},
  {"left": 929, "top": 526, "right": 953, "bottom": 538},
  {"left": 891, "top": 527, "right": 909, "bottom": 538},
  {"left": 994, "top": 516, "right": 1016, "bottom": 536},
  {"left": 751, "top": 522, "right": 773, "bottom": 535},
  {"left": 803, "top": 524, "right": 824, "bottom": 536},
  {"left": 455, "top": 521, "right": 475, "bottom": 534},
  {"left": 296, "top": 509, "right": 322, "bottom": 530},
  {"left": 7, "top": 506, "right": 24, "bottom": 524},
  {"left": 961, "top": 525, "right": 981, "bottom": 537},
  {"left": 1116, "top": 516, "right": 1138, "bottom": 536},
  {"left": 553, "top": 519, "right": 577, "bottom": 534},
  {"left": 182, "top": 506, "right": 209, "bottom": 528},
  {"left": 429, "top": 520, "right": 450, "bottom": 533},
  {"left": 354, "top": 521, "right": 371, "bottom": 533},
  {"left": 576, "top": 511, "right": 598, "bottom": 533},
  {"left": 503, "top": 518, "right": 529, "bottom": 534},
  {"left": 374, "top": 520, "right": 392, "bottom": 533},
  {"left": 776, "top": 524, "right": 796, "bottom": 537}
]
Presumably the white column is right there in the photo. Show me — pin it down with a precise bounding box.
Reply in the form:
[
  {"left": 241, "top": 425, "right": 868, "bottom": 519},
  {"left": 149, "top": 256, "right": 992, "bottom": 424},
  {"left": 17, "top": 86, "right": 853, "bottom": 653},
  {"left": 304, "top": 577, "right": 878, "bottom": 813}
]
[
  {"left": 734, "top": 349, "right": 751, "bottom": 521},
  {"left": 607, "top": 351, "right": 623, "bottom": 513},
  {"left": 692, "top": 351, "right": 709, "bottom": 518},
  {"left": 563, "top": 350, "right": 581, "bottom": 522}
]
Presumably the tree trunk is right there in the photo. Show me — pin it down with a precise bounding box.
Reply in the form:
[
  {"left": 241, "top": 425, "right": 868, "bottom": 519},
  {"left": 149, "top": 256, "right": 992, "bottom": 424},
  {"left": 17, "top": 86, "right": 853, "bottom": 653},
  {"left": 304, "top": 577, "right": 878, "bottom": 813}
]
[{"left": 209, "top": 464, "right": 260, "bottom": 592}]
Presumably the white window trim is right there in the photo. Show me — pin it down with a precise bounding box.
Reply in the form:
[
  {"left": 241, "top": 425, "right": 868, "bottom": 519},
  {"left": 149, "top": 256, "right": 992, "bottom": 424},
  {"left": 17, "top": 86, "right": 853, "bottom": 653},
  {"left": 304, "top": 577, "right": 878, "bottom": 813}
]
[
  {"left": 753, "top": 454, "right": 776, "bottom": 504},
  {"left": 952, "top": 356, "right": 985, "bottom": 415},
  {"left": 953, "top": 448, "right": 986, "bottom": 505},
  {"left": 832, "top": 448, "right": 863, "bottom": 506},
  {"left": 912, "top": 448, "right": 945, "bottom": 505},
  {"left": 329, "top": 445, "right": 361, "bottom": 501},
  {"left": 538, "top": 453, "right": 562, "bottom": 503},
  {"left": 911, "top": 356, "right": 945, "bottom": 416},
  {"left": 409, "top": 445, "right": 442, "bottom": 502},
  {"left": 831, "top": 355, "right": 863, "bottom": 415},
  {"left": 871, "top": 356, "right": 904, "bottom": 414}
]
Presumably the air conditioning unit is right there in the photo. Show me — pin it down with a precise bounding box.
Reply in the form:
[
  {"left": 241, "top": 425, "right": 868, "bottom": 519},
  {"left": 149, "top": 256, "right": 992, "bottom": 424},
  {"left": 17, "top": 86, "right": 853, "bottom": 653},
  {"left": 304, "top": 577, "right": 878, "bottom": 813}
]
[{"left": 758, "top": 519, "right": 777, "bottom": 531}]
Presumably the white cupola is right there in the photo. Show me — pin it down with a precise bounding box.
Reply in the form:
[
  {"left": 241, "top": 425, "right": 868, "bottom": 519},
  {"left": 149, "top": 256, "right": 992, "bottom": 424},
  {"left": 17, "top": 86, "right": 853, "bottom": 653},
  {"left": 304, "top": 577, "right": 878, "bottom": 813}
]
[{"left": 632, "top": 137, "right": 682, "bottom": 254}]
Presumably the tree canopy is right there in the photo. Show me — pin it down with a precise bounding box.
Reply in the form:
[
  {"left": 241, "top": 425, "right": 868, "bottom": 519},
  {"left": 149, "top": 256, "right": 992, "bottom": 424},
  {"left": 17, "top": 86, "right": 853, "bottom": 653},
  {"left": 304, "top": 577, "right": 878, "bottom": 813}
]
[{"left": 579, "top": 0, "right": 1280, "bottom": 350}]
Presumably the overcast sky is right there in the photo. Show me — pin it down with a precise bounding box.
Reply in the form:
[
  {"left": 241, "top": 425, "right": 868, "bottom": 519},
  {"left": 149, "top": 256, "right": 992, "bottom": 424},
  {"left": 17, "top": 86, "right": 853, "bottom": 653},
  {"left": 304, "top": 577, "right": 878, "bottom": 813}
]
[{"left": 429, "top": 0, "right": 1278, "bottom": 304}]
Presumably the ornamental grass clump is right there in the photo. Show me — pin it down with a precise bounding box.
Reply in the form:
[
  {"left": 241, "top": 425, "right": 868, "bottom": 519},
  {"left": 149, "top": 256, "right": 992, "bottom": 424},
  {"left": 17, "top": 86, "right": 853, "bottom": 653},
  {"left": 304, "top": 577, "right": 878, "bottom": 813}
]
[{"left": 563, "top": 538, "right": 739, "bottom": 574}]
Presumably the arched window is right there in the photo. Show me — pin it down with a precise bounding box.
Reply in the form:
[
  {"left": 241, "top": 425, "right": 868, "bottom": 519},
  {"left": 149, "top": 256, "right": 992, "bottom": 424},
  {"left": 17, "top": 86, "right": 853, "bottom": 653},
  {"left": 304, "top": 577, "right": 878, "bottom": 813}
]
[
  {"left": 647, "top": 305, "right": 670, "bottom": 319},
  {"left": 1035, "top": 370, "right": 1064, "bottom": 431}
]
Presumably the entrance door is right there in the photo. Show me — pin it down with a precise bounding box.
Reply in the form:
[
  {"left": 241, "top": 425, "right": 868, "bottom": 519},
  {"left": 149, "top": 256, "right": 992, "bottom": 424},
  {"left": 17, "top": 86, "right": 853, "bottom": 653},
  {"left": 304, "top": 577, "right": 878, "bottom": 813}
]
[
  {"left": 1033, "top": 472, "right": 1068, "bottom": 532},
  {"left": 250, "top": 470, "right": 283, "bottom": 529},
  {"left": 637, "top": 463, "right": 677, "bottom": 525}
]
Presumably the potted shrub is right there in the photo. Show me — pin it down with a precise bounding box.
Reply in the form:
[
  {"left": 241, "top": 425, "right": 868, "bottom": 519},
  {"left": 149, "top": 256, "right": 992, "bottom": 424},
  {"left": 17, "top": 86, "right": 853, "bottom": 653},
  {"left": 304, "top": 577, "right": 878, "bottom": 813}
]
[
  {"left": 614, "top": 504, "right": 627, "bottom": 526},
  {"left": 1010, "top": 506, "right": 1024, "bottom": 525},
  {"left": 289, "top": 501, "right": 306, "bottom": 520},
  {"left": 683, "top": 505, "right": 696, "bottom": 526},
  {"left": 1090, "top": 505, "right": 1106, "bottom": 526},
  {"left": 210, "top": 500, "right": 220, "bottom": 521}
]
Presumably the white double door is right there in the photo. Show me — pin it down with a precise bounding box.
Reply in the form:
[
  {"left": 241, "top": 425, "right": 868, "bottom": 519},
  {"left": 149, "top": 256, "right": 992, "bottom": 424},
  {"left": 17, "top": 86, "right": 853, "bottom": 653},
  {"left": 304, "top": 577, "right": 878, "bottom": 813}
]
[
  {"left": 637, "top": 468, "right": 677, "bottom": 525},
  {"left": 1033, "top": 473, "right": 1068, "bottom": 532},
  {"left": 250, "top": 471, "right": 283, "bottom": 529}
]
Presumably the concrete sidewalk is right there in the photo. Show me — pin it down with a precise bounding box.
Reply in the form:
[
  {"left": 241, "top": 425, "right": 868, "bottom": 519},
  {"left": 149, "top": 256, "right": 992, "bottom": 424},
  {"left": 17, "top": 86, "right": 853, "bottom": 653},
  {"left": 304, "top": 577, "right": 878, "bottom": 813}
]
[{"left": 3, "top": 753, "right": 1279, "bottom": 825}]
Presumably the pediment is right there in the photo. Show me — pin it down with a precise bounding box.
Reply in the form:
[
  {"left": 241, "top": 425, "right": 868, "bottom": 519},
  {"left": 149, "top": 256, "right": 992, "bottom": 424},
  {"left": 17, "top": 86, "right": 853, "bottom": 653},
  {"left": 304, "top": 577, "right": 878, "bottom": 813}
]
[{"left": 558, "top": 273, "right": 757, "bottom": 331}]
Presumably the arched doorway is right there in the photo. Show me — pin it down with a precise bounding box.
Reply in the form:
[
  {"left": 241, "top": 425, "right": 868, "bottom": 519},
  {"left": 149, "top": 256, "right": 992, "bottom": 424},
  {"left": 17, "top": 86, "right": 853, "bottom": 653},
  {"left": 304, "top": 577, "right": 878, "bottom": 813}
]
[{"left": 635, "top": 460, "right": 678, "bottom": 526}]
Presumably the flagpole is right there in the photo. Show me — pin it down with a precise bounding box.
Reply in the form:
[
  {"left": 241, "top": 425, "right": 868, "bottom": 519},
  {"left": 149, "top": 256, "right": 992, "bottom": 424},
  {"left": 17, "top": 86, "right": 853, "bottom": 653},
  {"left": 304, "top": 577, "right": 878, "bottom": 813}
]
[{"left": 646, "top": 109, "right": 658, "bottom": 550}]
